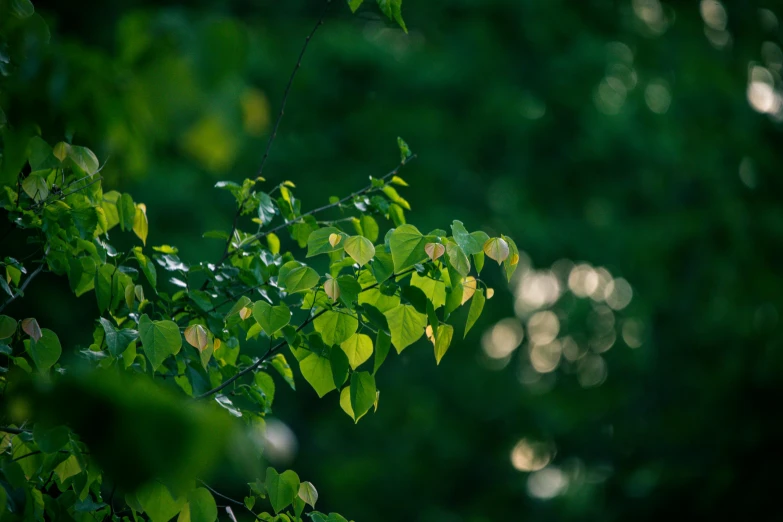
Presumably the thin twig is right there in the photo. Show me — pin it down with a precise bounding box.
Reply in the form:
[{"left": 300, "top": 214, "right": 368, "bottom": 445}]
[
  {"left": 233, "top": 155, "right": 416, "bottom": 256},
  {"left": 215, "top": 0, "right": 332, "bottom": 268},
  {"left": 0, "top": 246, "right": 50, "bottom": 314},
  {"left": 196, "top": 267, "right": 416, "bottom": 400},
  {"left": 197, "top": 480, "right": 246, "bottom": 507},
  {"left": 0, "top": 426, "right": 30, "bottom": 435}
]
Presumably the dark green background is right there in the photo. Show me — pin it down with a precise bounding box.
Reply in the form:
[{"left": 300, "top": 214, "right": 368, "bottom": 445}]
[{"left": 3, "top": 0, "right": 783, "bottom": 519}]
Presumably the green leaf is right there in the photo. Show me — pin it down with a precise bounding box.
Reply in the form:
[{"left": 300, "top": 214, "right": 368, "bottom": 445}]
[
  {"left": 389, "top": 224, "right": 428, "bottom": 272},
  {"left": 187, "top": 488, "right": 217, "bottom": 522},
  {"left": 433, "top": 324, "right": 454, "bottom": 364},
  {"left": 373, "top": 330, "right": 391, "bottom": 374},
  {"left": 0, "top": 315, "right": 17, "bottom": 339},
  {"left": 376, "top": 0, "right": 392, "bottom": 17},
  {"left": 254, "top": 371, "right": 276, "bottom": 408},
  {"left": 483, "top": 237, "right": 509, "bottom": 264},
  {"left": 314, "top": 311, "right": 358, "bottom": 346},
  {"left": 252, "top": 301, "right": 291, "bottom": 335},
  {"left": 384, "top": 304, "right": 427, "bottom": 353},
  {"left": 67, "top": 145, "right": 99, "bottom": 176},
  {"left": 138, "top": 314, "right": 183, "bottom": 371},
  {"left": 451, "top": 220, "right": 483, "bottom": 255},
  {"left": 270, "top": 353, "right": 296, "bottom": 390},
  {"left": 350, "top": 371, "right": 377, "bottom": 423},
  {"left": 381, "top": 186, "right": 410, "bottom": 210},
  {"left": 32, "top": 424, "right": 69, "bottom": 453},
  {"left": 299, "top": 352, "right": 336, "bottom": 397},
  {"left": 329, "top": 345, "right": 350, "bottom": 388},
  {"left": 306, "top": 227, "right": 344, "bottom": 257},
  {"left": 9, "top": 0, "right": 34, "bottom": 19},
  {"left": 99, "top": 318, "right": 139, "bottom": 357},
  {"left": 134, "top": 248, "right": 157, "bottom": 289},
  {"left": 283, "top": 265, "right": 320, "bottom": 293},
  {"left": 22, "top": 171, "right": 49, "bottom": 203},
  {"left": 474, "top": 251, "right": 485, "bottom": 275},
  {"left": 340, "top": 333, "right": 373, "bottom": 369},
  {"left": 266, "top": 468, "right": 300, "bottom": 513},
  {"left": 28, "top": 328, "right": 61, "bottom": 370},
  {"left": 390, "top": 0, "right": 407, "bottom": 32},
  {"left": 94, "top": 264, "right": 115, "bottom": 313},
  {"left": 397, "top": 136, "right": 412, "bottom": 160},
  {"left": 137, "top": 481, "right": 186, "bottom": 522},
  {"left": 298, "top": 482, "right": 318, "bottom": 508},
  {"left": 446, "top": 242, "right": 471, "bottom": 276},
  {"left": 410, "top": 272, "right": 446, "bottom": 309},
  {"left": 388, "top": 203, "right": 405, "bottom": 226},
  {"left": 370, "top": 251, "right": 394, "bottom": 284},
  {"left": 134, "top": 204, "right": 149, "bottom": 245},
  {"left": 336, "top": 275, "right": 361, "bottom": 308},
  {"left": 355, "top": 215, "right": 379, "bottom": 242},
  {"left": 343, "top": 235, "right": 375, "bottom": 266},
  {"left": 502, "top": 235, "right": 520, "bottom": 281},
  {"left": 464, "top": 288, "right": 486, "bottom": 338},
  {"left": 118, "top": 193, "right": 136, "bottom": 232},
  {"left": 348, "top": 0, "right": 364, "bottom": 13}
]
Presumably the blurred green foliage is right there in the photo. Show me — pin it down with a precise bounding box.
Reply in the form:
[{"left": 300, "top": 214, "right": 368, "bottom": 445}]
[{"left": 3, "top": 0, "right": 783, "bottom": 520}]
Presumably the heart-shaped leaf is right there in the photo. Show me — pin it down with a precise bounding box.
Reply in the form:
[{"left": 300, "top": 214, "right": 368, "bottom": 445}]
[
  {"left": 21, "top": 318, "right": 42, "bottom": 341},
  {"left": 424, "top": 242, "right": 445, "bottom": 262},
  {"left": 184, "top": 324, "right": 209, "bottom": 351},
  {"left": 266, "top": 468, "right": 300, "bottom": 513},
  {"left": 252, "top": 301, "right": 291, "bottom": 335},
  {"left": 138, "top": 314, "right": 182, "bottom": 371},
  {"left": 483, "top": 237, "right": 509, "bottom": 264},
  {"left": 343, "top": 235, "right": 375, "bottom": 266}
]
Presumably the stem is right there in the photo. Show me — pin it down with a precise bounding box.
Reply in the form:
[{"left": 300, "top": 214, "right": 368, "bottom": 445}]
[{"left": 196, "top": 267, "right": 417, "bottom": 400}]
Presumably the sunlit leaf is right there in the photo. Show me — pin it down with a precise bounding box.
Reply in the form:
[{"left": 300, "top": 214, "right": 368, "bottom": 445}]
[
  {"left": 324, "top": 277, "right": 340, "bottom": 301},
  {"left": 314, "top": 311, "right": 358, "bottom": 346},
  {"left": 350, "top": 371, "right": 376, "bottom": 423},
  {"left": 483, "top": 237, "right": 509, "bottom": 264},
  {"left": 343, "top": 235, "right": 375, "bottom": 266},
  {"left": 433, "top": 324, "right": 454, "bottom": 364},
  {"left": 461, "top": 276, "right": 477, "bottom": 305},
  {"left": 424, "top": 242, "right": 445, "bottom": 262},
  {"left": 184, "top": 324, "right": 209, "bottom": 351},
  {"left": 298, "top": 482, "right": 318, "bottom": 508},
  {"left": 384, "top": 304, "right": 426, "bottom": 353},
  {"left": 187, "top": 488, "right": 217, "bottom": 522},
  {"left": 133, "top": 203, "right": 149, "bottom": 245},
  {"left": 464, "top": 288, "right": 485, "bottom": 338},
  {"left": 340, "top": 333, "right": 373, "bottom": 369},
  {"left": 299, "top": 352, "right": 335, "bottom": 397}
]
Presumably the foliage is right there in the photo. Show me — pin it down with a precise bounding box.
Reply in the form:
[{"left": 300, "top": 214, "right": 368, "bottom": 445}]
[{"left": 0, "top": 1, "right": 514, "bottom": 521}]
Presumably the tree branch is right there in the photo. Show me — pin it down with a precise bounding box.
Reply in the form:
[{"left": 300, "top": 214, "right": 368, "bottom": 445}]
[
  {"left": 196, "top": 267, "right": 416, "bottom": 400},
  {"left": 216, "top": 0, "right": 333, "bottom": 267},
  {"left": 0, "top": 246, "right": 49, "bottom": 314},
  {"left": 232, "top": 155, "right": 416, "bottom": 256},
  {"left": 0, "top": 426, "right": 30, "bottom": 435}
]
